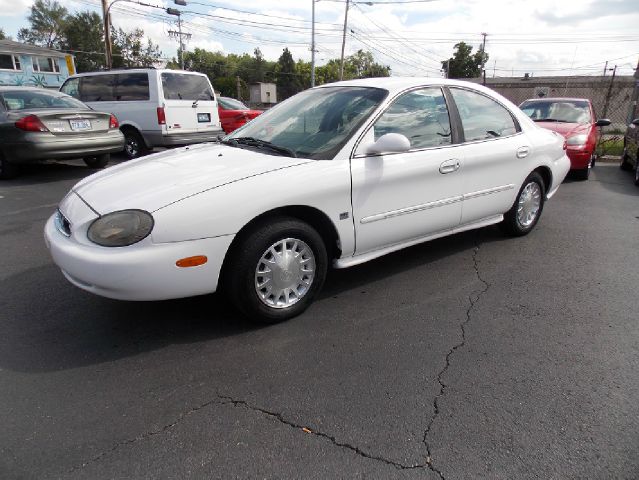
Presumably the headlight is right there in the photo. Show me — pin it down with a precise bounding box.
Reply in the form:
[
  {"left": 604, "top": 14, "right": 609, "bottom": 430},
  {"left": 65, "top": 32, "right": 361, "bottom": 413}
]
[
  {"left": 88, "top": 210, "right": 154, "bottom": 247},
  {"left": 566, "top": 134, "right": 588, "bottom": 146}
]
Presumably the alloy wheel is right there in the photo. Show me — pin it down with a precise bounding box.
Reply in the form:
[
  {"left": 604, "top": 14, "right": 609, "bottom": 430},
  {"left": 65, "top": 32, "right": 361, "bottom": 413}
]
[{"left": 517, "top": 182, "right": 542, "bottom": 228}]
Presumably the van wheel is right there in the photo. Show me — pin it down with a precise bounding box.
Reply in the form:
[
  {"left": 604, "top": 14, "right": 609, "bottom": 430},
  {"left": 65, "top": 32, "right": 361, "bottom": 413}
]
[
  {"left": 0, "top": 152, "right": 19, "bottom": 180},
  {"left": 123, "top": 130, "right": 149, "bottom": 159},
  {"left": 84, "top": 153, "right": 110, "bottom": 169}
]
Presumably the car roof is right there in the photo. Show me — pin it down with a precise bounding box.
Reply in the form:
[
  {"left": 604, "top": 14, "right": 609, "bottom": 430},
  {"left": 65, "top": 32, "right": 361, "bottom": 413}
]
[
  {"left": 316, "top": 77, "right": 499, "bottom": 96},
  {"left": 0, "top": 86, "right": 50, "bottom": 91},
  {"left": 67, "top": 69, "right": 207, "bottom": 78}
]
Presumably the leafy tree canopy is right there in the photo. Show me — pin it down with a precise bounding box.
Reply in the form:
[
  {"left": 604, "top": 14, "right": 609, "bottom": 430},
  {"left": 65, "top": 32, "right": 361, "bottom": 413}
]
[
  {"left": 17, "top": 0, "right": 67, "bottom": 49},
  {"left": 441, "top": 41, "right": 488, "bottom": 79}
]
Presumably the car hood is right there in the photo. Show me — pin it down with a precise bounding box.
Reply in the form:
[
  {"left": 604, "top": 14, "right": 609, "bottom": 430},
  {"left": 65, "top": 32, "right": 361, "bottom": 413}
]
[
  {"left": 73, "top": 143, "right": 311, "bottom": 214},
  {"left": 535, "top": 121, "right": 591, "bottom": 138}
]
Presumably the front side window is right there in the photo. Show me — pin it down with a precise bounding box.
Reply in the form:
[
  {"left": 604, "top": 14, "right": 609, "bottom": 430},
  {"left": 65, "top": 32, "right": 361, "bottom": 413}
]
[
  {"left": 80, "top": 75, "right": 116, "bottom": 102},
  {"left": 373, "top": 87, "right": 452, "bottom": 149},
  {"left": 520, "top": 99, "right": 592, "bottom": 124},
  {"left": 161, "top": 73, "right": 214, "bottom": 101},
  {"left": 0, "top": 54, "right": 21, "bottom": 71},
  {"left": 32, "top": 57, "right": 60, "bottom": 73},
  {"left": 60, "top": 78, "right": 80, "bottom": 98},
  {"left": 227, "top": 86, "right": 388, "bottom": 160},
  {"left": 451, "top": 88, "right": 518, "bottom": 142}
]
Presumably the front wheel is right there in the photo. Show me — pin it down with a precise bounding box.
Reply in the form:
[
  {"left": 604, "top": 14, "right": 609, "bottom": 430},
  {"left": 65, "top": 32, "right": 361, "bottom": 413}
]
[
  {"left": 620, "top": 147, "right": 633, "bottom": 171},
  {"left": 500, "top": 172, "right": 546, "bottom": 237},
  {"left": 223, "top": 217, "right": 328, "bottom": 323}
]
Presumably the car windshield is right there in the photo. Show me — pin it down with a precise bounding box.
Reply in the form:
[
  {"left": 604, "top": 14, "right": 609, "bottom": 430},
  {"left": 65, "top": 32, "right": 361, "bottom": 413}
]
[
  {"left": 0, "top": 90, "right": 88, "bottom": 111},
  {"left": 520, "top": 100, "right": 591, "bottom": 124},
  {"left": 225, "top": 86, "right": 388, "bottom": 160},
  {"left": 219, "top": 97, "right": 248, "bottom": 110}
]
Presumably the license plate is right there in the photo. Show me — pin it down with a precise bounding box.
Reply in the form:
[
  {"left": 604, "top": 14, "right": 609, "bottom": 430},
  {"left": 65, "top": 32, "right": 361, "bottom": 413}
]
[
  {"left": 197, "top": 113, "right": 211, "bottom": 123},
  {"left": 69, "top": 119, "right": 91, "bottom": 131}
]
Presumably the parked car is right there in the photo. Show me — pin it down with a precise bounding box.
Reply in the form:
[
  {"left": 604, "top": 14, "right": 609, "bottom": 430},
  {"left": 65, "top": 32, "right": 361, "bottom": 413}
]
[
  {"left": 218, "top": 96, "right": 262, "bottom": 133},
  {"left": 0, "top": 87, "right": 124, "bottom": 179},
  {"left": 45, "top": 78, "right": 570, "bottom": 323},
  {"left": 519, "top": 97, "right": 610, "bottom": 180},
  {"left": 620, "top": 116, "right": 639, "bottom": 186},
  {"left": 60, "top": 69, "right": 224, "bottom": 159}
]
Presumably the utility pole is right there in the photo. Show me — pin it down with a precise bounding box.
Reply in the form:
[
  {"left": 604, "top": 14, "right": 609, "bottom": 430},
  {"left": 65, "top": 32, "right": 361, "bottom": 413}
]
[
  {"left": 236, "top": 75, "right": 241, "bottom": 101},
  {"left": 603, "top": 60, "right": 609, "bottom": 76},
  {"left": 167, "top": 8, "right": 189, "bottom": 69},
  {"left": 339, "top": 0, "right": 350, "bottom": 81},
  {"left": 101, "top": 0, "right": 113, "bottom": 69},
  {"left": 602, "top": 65, "right": 617, "bottom": 118},
  {"left": 480, "top": 32, "right": 487, "bottom": 85},
  {"left": 311, "top": 0, "right": 316, "bottom": 87}
]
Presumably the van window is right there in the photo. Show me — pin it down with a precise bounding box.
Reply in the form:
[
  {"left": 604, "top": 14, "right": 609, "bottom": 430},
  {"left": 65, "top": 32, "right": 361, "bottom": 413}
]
[
  {"left": 81, "top": 75, "right": 116, "bottom": 102},
  {"left": 114, "top": 73, "right": 150, "bottom": 101},
  {"left": 61, "top": 78, "right": 80, "bottom": 98},
  {"left": 161, "top": 73, "right": 214, "bottom": 101}
]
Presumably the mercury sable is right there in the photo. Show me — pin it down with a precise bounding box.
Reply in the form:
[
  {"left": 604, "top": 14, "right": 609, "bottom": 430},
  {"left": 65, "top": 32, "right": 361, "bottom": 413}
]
[{"left": 45, "top": 78, "right": 570, "bottom": 323}]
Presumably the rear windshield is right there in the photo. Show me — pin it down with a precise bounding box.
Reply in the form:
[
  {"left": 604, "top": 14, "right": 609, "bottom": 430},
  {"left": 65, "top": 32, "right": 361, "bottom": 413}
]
[
  {"left": 219, "top": 97, "right": 248, "bottom": 110},
  {"left": 0, "top": 90, "right": 88, "bottom": 111},
  {"left": 161, "top": 73, "right": 215, "bottom": 101}
]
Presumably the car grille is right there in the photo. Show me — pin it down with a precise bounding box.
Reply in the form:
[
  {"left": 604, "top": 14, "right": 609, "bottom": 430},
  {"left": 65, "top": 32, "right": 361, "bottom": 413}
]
[{"left": 54, "top": 209, "right": 71, "bottom": 237}]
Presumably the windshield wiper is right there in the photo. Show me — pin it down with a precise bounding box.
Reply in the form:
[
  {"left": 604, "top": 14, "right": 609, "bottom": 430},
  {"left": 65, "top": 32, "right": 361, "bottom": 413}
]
[
  {"left": 222, "top": 137, "right": 297, "bottom": 158},
  {"left": 533, "top": 118, "right": 568, "bottom": 123}
]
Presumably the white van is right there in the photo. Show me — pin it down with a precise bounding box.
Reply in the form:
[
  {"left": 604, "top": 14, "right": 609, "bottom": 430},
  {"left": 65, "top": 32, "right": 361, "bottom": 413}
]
[{"left": 60, "top": 69, "right": 224, "bottom": 158}]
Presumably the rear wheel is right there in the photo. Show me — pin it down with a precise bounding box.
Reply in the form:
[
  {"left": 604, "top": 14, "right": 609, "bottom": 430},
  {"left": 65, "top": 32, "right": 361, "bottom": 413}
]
[
  {"left": 620, "top": 147, "right": 633, "bottom": 171},
  {"left": 122, "top": 129, "right": 149, "bottom": 159},
  {"left": 223, "top": 217, "right": 328, "bottom": 323},
  {"left": 0, "top": 152, "right": 19, "bottom": 180},
  {"left": 83, "top": 153, "right": 110, "bottom": 169},
  {"left": 500, "top": 172, "right": 545, "bottom": 237}
]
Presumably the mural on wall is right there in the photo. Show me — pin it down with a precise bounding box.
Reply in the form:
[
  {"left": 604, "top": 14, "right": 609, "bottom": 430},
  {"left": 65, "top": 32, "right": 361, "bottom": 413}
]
[{"left": 0, "top": 54, "right": 68, "bottom": 87}]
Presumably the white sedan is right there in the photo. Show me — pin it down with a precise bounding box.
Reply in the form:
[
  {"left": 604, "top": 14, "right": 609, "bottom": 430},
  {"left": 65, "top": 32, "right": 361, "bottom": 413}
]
[{"left": 45, "top": 78, "right": 570, "bottom": 322}]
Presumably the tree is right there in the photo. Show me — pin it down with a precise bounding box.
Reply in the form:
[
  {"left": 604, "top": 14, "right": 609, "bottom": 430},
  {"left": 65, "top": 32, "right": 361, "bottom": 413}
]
[
  {"left": 62, "top": 11, "right": 105, "bottom": 72},
  {"left": 111, "top": 28, "right": 162, "bottom": 68},
  {"left": 276, "top": 48, "right": 301, "bottom": 100},
  {"left": 0, "top": 28, "right": 6, "bottom": 40},
  {"left": 441, "top": 42, "right": 488, "bottom": 79},
  {"left": 344, "top": 50, "right": 390, "bottom": 78},
  {"left": 17, "top": 0, "right": 68, "bottom": 49}
]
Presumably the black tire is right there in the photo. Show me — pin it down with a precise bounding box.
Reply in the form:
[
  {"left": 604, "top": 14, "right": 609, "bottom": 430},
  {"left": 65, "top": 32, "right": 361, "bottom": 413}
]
[
  {"left": 83, "top": 153, "right": 110, "bottom": 169},
  {"left": 574, "top": 166, "right": 590, "bottom": 181},
  {"left": 122, "top": 129, "right": 149, "bottom": 159},
  {"left": 620, "top": 147, "right": 633, "bottom": 171},
  {"left": 223, "top": 217, "right": 328, "bottom": 323},
  {"left": 500, "top": 172, "right": 546, "bottom": 237},
  {"left": 0, "top": 152, "right": 19, "bottom": 180}
]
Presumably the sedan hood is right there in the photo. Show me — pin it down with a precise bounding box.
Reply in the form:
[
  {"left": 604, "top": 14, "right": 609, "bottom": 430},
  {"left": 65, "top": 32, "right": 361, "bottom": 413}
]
[
  {"left": 73, "top": 143, "right": 311, "bottom": 214},
  {"left": 536, "top": 121, "right": 590, "bottom": 138}
]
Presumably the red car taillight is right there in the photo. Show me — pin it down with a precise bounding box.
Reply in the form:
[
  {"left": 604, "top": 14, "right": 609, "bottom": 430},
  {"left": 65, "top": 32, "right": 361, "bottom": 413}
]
[
  {"left": 109, "top": 114, "right": 119, "bottom": 129},
  {"left": 157, "top": 107, "right": 166, "bottom": 125},
  {"left": 15, "top": 115, "right": 49, "bottom": 132}
]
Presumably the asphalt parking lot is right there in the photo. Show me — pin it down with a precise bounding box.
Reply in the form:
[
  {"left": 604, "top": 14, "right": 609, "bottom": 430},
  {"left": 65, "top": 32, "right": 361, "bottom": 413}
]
[{"left": 1, "top": 160, "right": 638, "bottom": 479}]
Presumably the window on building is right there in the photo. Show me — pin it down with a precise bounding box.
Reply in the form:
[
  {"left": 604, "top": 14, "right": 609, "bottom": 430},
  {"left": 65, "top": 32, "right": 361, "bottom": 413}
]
[
  {"left": 32, "top": 57, "right": 60, "bottom": 73},
  {"left": 0, "top": 54, "right": 22, "bottom": 71}
]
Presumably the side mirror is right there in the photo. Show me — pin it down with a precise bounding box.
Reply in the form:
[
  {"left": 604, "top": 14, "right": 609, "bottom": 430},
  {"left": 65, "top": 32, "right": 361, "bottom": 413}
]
[
  {"left": 362, "top": 133, "right": 410, "bottom": 155},
  {"left": 595, "top": 119, "right": 611, "bottom": 127},
  {"left": 632, "top": 118, "right": 639, "bottom": 126}
]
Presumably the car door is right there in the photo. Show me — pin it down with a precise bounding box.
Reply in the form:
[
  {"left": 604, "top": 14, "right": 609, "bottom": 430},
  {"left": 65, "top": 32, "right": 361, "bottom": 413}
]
[
  {"left": 160, "top": 72, "right": 221, "bottom": 136},
  {"left": 351, "top": 86, "right": 463, "bottom": 255},
  {"left": 447, "top": 87, "right": 526, "bottom": 225}
]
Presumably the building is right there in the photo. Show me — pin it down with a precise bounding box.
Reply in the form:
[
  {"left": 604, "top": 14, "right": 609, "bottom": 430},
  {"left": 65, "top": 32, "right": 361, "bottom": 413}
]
[
  {"left": 249, "top": 82, "right": 277, "bottom": 105},
  {"left": 0, "top": 40, "right": 75, "bottom": 89}
]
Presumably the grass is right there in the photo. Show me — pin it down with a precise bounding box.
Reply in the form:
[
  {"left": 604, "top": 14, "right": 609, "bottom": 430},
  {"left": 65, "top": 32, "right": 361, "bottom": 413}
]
[{"left": 597, "top": 135, "right": 624, "bottom": 157}]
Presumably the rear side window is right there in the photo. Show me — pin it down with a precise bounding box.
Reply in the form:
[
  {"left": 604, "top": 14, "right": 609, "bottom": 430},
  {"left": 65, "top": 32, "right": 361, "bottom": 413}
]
[
  {"left": 450, "top": 88, "right": 518, "bottom": 142},
  {"left": 81, "top": 75, "right": 116, "bottom": 102},
  {"left": 114, "top": 73, "right": 150, "bottom": 101},
  {"left": 161, "top": 73, "right": 214, "bottom": 101}
]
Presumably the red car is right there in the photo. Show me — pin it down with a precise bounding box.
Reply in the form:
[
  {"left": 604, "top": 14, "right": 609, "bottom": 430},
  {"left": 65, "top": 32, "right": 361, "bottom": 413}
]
[
  {"left": 217, "top": 97, "right": 262, "bottom": 134},
  {"left": 519, "top": 98, "right": 610, "bottom": 180}
]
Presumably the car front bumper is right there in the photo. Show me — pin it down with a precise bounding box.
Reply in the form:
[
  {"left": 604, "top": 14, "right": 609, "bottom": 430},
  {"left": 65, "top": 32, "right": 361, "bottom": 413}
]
[
  {"left": 44, "top": 213, "right": 234, "bottom": 301},
  {"left": 566, "top": 149, "right": 593, "bottom": 170},
  {"left": 6, "top": 130, "right": 125, "bottom": 162}
]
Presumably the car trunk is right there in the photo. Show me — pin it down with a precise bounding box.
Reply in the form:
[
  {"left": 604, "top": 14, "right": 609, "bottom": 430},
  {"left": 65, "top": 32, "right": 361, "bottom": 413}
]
[{"left": 10, "top": 109, "right": 111, "bottom": 135}]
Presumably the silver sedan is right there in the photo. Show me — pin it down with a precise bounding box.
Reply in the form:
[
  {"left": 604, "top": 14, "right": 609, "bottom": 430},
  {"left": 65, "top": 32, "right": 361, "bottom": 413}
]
[{"left": 0, "top": 87, "right": 124, "bottom": 179}]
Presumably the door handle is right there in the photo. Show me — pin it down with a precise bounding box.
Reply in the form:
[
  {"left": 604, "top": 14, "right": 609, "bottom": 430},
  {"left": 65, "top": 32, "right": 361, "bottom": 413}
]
[
  {"left": 516, "top": 146, "right": 530, "bottom": 158},
  {"left": 439, "top": 159, "right": 460, "bottom": 174}
]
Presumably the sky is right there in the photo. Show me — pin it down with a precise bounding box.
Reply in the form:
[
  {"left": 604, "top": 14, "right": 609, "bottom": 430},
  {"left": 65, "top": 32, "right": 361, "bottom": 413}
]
[{"left": 0, "top": 0, "right": 638, "bottom": 78}]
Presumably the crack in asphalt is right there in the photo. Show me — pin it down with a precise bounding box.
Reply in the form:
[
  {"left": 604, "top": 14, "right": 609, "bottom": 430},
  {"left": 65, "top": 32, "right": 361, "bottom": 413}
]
[
  {"left": 218, "top": 395, "right": 426, "bottom": 471},
  {"left": 422, "top": 239, "right": 490, "bottom": 479}
]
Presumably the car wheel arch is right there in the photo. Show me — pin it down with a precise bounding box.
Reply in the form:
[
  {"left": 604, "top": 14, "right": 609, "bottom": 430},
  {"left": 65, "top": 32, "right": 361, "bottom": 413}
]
[
  {"left": 220, "top": 205, "right": 341, "bottom": 282},
  {"left": 119, "top": 124, "right": 149, "bottom": 148},
  {"left": 533, "top": 166, "right": 552, "bottom": 196}
]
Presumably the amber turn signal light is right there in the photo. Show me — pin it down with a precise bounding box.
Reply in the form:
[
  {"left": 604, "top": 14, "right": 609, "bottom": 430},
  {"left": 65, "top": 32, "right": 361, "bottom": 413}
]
[{"left": 176, "top": 255, "right": 208, "bottom": 268}]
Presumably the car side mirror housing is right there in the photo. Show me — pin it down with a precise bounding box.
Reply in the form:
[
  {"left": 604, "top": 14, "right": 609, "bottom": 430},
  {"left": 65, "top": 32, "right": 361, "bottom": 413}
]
[
  {"left": 595, "top": 118, "right": 611, "bottom": 127},
  {"left": 362, "top": 133, "right": 411, "bottom": 156},
  {"left": 632, "top": 118, "right": 639, "bottom": 126}
]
